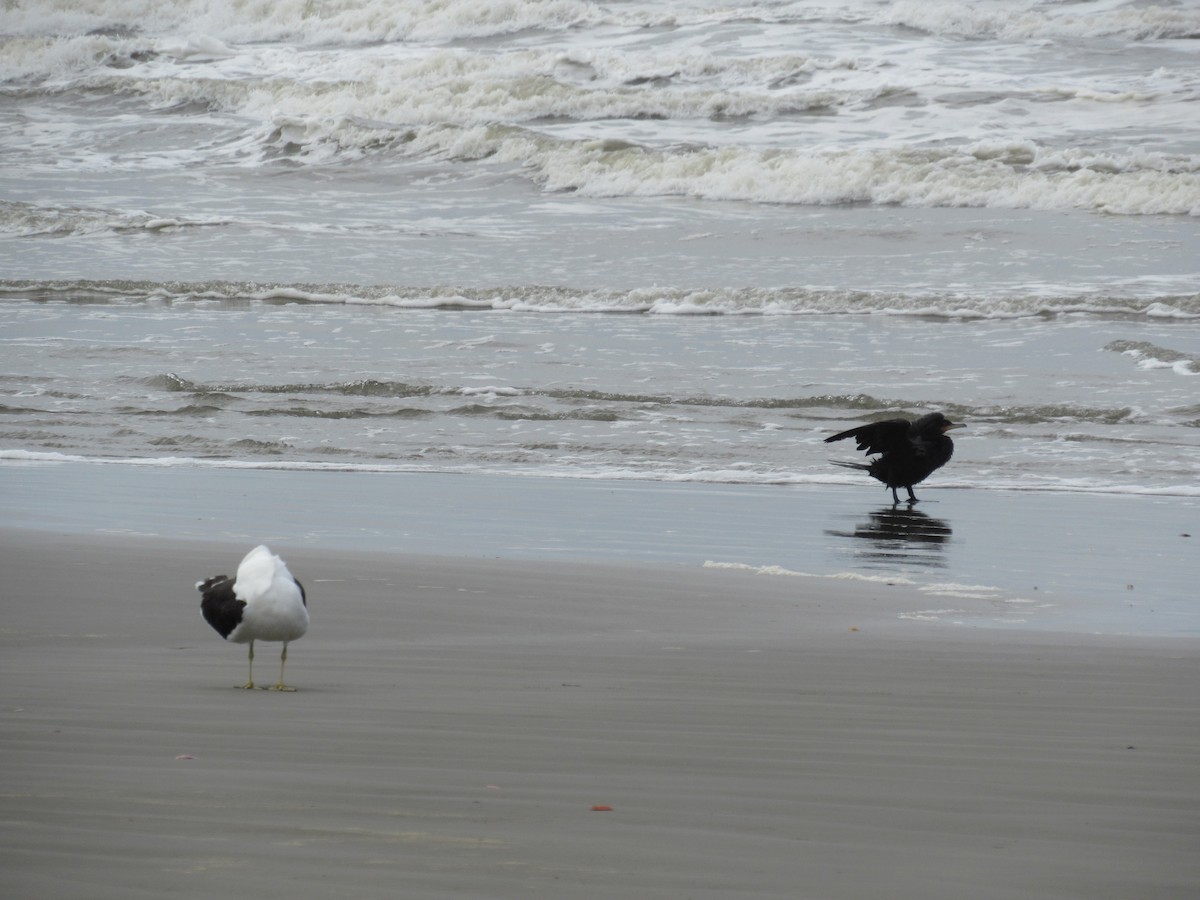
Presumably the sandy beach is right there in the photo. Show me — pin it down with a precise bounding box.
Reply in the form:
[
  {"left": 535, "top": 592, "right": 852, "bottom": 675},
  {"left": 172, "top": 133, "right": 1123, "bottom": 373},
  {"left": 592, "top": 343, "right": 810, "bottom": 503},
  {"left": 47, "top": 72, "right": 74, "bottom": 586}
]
[{"left": 2, "top": 527, "right": 1197, "bottom": 900}]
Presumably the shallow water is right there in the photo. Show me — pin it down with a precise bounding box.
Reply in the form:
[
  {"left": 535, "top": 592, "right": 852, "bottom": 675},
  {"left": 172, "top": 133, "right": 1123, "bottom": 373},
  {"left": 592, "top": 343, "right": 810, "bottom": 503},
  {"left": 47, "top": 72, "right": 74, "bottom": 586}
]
[
  {"left": 1, "top": 463, "right": 1195, "bottom": 634},
  {"left": 1, "top": 294, "right": 1197, "bottom": 494}
]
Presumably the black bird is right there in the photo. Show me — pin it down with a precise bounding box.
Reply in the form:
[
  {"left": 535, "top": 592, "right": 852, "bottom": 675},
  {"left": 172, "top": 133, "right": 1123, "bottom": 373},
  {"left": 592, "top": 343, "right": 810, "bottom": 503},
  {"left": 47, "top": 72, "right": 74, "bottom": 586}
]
[{"left": 825, "top": 412, "right": 964, "bottom": 504}]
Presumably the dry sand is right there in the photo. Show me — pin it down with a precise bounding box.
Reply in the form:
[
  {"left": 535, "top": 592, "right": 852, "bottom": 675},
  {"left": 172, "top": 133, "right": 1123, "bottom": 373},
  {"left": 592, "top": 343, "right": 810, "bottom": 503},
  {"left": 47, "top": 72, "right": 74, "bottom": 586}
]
[{"left": 2, "top": 529, "right": 1197, "bottom": 899}]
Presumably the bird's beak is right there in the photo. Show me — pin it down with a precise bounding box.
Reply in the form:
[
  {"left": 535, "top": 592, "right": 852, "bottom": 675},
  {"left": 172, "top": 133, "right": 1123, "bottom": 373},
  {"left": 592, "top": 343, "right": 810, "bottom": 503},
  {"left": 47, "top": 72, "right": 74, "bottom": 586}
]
[{"left": 943, "top": 423, "right": 966, "bottom": 432}]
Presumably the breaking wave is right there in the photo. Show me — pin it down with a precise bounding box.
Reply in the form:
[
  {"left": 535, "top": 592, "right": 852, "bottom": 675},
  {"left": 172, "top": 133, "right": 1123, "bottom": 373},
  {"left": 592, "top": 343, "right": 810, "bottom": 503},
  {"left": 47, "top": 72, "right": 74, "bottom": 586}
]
[{"left": 4, "top": 279, "right": 1197, "bottom": 319}]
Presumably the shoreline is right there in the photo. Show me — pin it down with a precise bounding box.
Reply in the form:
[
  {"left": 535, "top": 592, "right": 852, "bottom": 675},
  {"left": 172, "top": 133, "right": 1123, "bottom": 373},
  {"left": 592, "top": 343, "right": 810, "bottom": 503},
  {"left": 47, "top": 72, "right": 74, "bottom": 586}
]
[
  {"left": 2, "top": 529, "right": 1197, "bottom": 899},
  {"left": 2, "top": 459, "right": 1196, "bottom": 635}
]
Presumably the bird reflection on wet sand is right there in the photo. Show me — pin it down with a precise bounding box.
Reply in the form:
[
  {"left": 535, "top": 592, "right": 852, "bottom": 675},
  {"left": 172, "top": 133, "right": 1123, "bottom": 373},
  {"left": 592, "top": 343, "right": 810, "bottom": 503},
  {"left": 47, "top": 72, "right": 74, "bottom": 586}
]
[{"left": 826, "top": 506, "right": 953, "bottom": 569}]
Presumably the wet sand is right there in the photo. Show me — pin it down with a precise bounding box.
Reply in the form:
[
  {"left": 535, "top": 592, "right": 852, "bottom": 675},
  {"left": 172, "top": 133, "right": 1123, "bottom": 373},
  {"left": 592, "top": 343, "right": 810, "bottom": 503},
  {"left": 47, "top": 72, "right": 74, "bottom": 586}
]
[
  {"left": 2, "top": 462, "right": 1198, "bottom": 633},
  {"left": 2, "top": 528, "right": 1197, "bottom": 899}
]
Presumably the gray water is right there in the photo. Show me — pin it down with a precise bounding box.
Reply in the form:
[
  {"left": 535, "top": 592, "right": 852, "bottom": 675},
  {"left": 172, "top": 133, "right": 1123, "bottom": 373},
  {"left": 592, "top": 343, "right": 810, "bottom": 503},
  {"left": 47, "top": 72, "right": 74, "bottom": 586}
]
[
  {"left": 2, "top": 1, "right": 1198, "bottom": 629},
  {"left": 2, "top": 292, "right": 1198, "bottom": 494}
]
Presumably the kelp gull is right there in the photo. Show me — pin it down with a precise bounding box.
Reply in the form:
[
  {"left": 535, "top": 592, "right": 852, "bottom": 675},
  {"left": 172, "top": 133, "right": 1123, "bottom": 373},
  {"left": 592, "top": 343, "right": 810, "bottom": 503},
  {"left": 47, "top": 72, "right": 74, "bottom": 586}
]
[{"left": 197, "top": 545, "right": 309, "bottom": 691}]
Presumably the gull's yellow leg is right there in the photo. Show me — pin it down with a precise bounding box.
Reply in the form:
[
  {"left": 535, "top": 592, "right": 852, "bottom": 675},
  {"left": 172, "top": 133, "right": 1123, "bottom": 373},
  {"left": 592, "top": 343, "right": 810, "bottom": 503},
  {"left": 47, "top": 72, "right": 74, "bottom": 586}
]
[
  {"left": 269, "top": 642, "right": 297, "bottom": 692},
  {"left": 239, "top": 640, "right": 256, "bottom": 689}
]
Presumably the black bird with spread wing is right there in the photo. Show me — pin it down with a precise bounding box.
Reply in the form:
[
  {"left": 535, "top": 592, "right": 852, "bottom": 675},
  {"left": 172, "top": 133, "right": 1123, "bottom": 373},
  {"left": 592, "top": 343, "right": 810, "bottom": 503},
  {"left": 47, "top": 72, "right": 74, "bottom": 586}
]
[{"left": 825, "top": 412, "right": 964, "bottom": 504}]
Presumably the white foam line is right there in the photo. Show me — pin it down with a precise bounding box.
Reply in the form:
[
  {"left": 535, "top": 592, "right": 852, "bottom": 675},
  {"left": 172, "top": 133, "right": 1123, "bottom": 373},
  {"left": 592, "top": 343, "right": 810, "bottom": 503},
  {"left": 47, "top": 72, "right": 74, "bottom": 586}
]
[
  {"left": 703, "top": 560, "right": 915, "bottom": 585},
  {"left": 2, "top": 450, "right": 1198, "bottom": 498}
]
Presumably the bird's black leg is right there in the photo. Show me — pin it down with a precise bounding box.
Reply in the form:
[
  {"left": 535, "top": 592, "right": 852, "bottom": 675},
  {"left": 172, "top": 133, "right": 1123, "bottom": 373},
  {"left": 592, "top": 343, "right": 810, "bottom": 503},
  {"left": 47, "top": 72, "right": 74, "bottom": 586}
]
[
  {"left": 890, "top": 486, "right": 901, "bottom": 504},
  {"left": 906, "top": 487, "right": 919, "bottom": 504}
]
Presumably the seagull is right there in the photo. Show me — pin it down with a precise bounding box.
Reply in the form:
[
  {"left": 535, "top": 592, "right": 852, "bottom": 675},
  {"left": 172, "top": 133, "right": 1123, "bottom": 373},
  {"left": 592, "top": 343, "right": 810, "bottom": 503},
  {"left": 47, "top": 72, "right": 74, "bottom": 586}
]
[
  {"left": 825, "top": 412, "right": 964, "bottom": 504},
  {"left": 197, "top": 545, "right": 309, "bottom": 691}
]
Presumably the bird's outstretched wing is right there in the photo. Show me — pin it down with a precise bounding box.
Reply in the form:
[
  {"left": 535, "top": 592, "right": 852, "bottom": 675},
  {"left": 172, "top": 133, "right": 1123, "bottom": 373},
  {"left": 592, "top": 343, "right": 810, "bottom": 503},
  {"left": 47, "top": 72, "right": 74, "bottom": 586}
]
[{"left": 824, "top": 418, "right": 912, "bottom": 456}]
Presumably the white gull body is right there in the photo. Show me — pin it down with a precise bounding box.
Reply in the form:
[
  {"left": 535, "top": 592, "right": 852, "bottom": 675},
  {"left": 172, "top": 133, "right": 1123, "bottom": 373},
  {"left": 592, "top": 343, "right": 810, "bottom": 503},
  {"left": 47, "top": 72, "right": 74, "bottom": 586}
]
[{"left": 197, "top": 545, "right": 309, "bottom": 690}]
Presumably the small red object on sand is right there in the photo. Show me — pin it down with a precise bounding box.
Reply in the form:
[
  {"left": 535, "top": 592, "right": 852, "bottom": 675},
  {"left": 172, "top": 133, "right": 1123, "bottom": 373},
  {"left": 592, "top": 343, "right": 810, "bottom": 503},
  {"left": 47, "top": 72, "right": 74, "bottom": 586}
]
[
  {"left": 175, "top": 755, "right": 194, "bottom": 760},
  {"left": 591, "top": 805, "right": 613, "bottom": 811}
]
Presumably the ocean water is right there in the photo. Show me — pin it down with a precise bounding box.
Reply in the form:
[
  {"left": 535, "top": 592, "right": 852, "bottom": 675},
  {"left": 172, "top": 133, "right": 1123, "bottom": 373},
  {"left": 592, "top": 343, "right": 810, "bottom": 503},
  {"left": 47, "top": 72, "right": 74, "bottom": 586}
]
[
  {"left": 2, "top": 1, "right": 1199, "bottom": 490},
  {"left": 2, "top": 0, "right": 1198, "bottom": 632},
  {"left": 2, "top": 0, "right": 1198, "bottom": 495}
]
